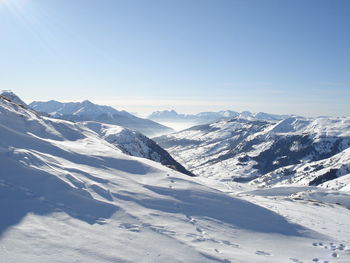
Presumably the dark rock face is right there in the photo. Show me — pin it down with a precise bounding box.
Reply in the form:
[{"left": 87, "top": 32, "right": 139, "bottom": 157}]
[
  {"left": 137, "top": 136, "right": 195, "bottom": 177},
  {"left": 309, "top": 169, "right": 338, "bottom": 186},
  {"left": 83, "top": 122, "right": 195, "bottom": 177}
]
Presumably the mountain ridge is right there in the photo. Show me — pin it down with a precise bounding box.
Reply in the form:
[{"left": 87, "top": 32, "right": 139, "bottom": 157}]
[
  {"left": 29, "top": 100, "right": 174, "bottom": 137},
  {"left": 154, "top": 116, "right": 350, "bottom": 189},
  {"left": 148, "top": 109, "right": 295, "bottom": 127}
]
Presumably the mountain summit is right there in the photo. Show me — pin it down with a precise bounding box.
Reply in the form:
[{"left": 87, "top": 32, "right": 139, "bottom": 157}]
[
  {"left": 29, "top": 100, "right": 173, "bottom": 137},
  {"left": 0, "top": 90, "right": 28, "bottom": 107}
]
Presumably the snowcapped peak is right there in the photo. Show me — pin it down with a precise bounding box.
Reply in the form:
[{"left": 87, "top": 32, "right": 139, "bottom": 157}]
[
  {"left": 0, "top": 90, "right": 28, "bottom": 107},
  {"left": 1, "top": 89, "right": 13, "bottom": 94},
  {"left": 240, "top": 111, "right": 253, "bottom": 117},
  {"left": 219, "top": 110, "right": 239, "bottom": 117},
  {"left": 28, "top": 100, "right": 173, "bottom": 137},
  {"left": 81, "top": 100, "right": 94, "bottom": 106},
  {"left": 150, "top": 110, "right": 179, "bottom": 117}
]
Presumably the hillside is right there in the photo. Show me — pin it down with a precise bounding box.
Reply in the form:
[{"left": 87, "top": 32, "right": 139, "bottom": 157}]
[
  {"left": 155, "top": 117, "right": 350, "bottom": 189},
  {"left": 29, "top": 100, "right": 173, "bottom": 137},
  {"left": 82, "top": 121, "right": 194, "bottom": 176},
  {"left": 1, "top": 95, "right": 349, "bottom": 262}
]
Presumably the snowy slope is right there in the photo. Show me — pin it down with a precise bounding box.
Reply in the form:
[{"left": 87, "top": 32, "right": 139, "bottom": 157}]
[
  {"left": 155, "top": 117, "right": 350, "bottom": 189},
  {"left": 2, "top": 95, "right": 349, "bottom": 262},
  {"left": 252, "top": 147, "right": 350, "bottom": 188},
  {"left": 82, "top": 121, "right": 194, "bottom": 176},
  {"left": 29, "top": 100, "right": 173, "bottom": 137}
]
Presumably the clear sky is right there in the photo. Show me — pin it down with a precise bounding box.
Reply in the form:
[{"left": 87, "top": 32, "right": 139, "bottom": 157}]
[{"left": 0, "top": 0, "right": 349, "bottom": 117}]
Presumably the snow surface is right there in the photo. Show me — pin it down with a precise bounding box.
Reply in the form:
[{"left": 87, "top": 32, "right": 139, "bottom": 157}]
[
  {"left": 155, "top": 117, "right": 350, "bottom": 190},
  {"left": 2, "top": 95, "right": 350, "bottom": 262},
  {"left": 29, "top": 100, "right": 174, "bottom": 137},
  {"left": 81, "top": 121, "right": 194, "bottom": 176}
]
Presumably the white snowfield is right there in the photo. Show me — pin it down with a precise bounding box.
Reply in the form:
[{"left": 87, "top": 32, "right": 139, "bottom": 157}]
[
  {"left": 1, "top": 96, "right": 350, "bottom": 262},
  {"left": 267, "top": 117, "right": 350, "bottom": 137}
]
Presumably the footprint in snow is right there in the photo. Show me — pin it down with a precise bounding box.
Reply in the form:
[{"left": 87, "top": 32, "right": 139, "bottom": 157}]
[
  {"left": 331, "top": 252, "right": 339, "bottom": 258},
  {"left": 186, "top": 215, "right": 196, "bottom": 225},
  {"left": 313, "top": 241, "right": 347, "bottom": 258},
  {"left": 255, "top": 250, "right": 272, "bottom": 256},
  {"left": 289, "top": 258, "right": 303, "bottom": 263},
  {"left": 312, "top": 257, "right": 332, "bottom": 263},
  {"left": 119, "top": 223, "right": 141, "bottom": 232},
  {"left": 196, "top": 227, "right": 205, "bottom": 234},
  {"left": 221, "top": 240, "right": 240, "bottom": 248}
]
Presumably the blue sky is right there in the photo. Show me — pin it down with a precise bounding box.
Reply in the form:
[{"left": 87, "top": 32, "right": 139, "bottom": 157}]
[{"left": 0, "top": 0, "right": 349, "bottom": 116}]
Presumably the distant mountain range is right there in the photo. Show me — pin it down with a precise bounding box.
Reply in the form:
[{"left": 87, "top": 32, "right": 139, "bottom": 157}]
[
  {"left": 148, "top": 109, "right": 293, "bottom": 125},
  {"left": 29, "top": 99, "right": 173, "bottom": 137}
]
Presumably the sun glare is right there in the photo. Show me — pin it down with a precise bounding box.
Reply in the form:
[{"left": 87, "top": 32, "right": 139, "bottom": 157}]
[{"left": 0, "top": 0, "right": 28, "bottom": 7}]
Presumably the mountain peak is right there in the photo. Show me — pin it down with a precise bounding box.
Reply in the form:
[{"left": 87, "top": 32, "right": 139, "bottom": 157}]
[
  {"left": 28, "top": 100, "right": 173, "bottom": 137},
  {"left": 81, "top": 100, "right": 94, "bottom": 106},
  {"left": 0, "top": 90, "right": 28, "bottom": 107}
]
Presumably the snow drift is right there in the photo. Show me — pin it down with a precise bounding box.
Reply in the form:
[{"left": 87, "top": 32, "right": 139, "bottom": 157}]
[{"left": 1, "top": 95, "right": 342, "bottom": 262}]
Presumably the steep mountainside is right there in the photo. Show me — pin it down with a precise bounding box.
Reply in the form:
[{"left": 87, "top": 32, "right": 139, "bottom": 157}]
[
  {"left": 82, "top": 121, "right": 194, "bottom": 176},
  {"left": 0, "top": 90, "right": 28, "bottom": 107},
  {"left": 29, "top": 100, "right": 173, "bottom": 137},
  {"left": 2, "top": 93, "right": 345, "bottom": 263},
  {"left": 154, "top": 117, "right": 350, "bottom": 188}
]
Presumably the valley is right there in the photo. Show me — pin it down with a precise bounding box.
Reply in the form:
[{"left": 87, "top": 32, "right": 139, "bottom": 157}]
[{"left": 0, "top": 92, "right": 349, "bottom": 263}]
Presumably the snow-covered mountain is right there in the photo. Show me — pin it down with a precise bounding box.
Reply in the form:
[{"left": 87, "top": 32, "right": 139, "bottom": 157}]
[
  {"left": 29, "top": 100, "right": 174, "bottom": 137},
  {"left": 155, "top": 117, "right": 350, "bottom": 189},
  {"left": 148, "top": 110, "right": 239, "bottom": 126},
  {"left": 148, "top": 109, "right": 292, "bottom": 127},
  {"left": 82, "top": 121, "right": 194, "bottom": 176},
  {"left": 4, "top": 93, "right": 349, "bottom": 263},
  {"left": 0, "top": 92, "right": 190, "bottom": 175},
  {"left": 0, "top": 90, "right": 28, "bottom": 107}
]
